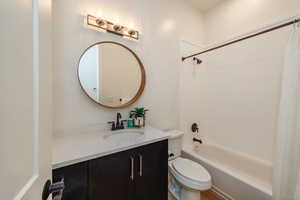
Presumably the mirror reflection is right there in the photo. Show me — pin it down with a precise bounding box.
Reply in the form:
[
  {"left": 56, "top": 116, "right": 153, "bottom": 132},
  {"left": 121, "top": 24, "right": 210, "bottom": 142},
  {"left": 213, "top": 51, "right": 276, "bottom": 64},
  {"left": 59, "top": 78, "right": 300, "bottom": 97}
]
[{"left": 78, "top": 42, "right": 145, "bottom": 108}]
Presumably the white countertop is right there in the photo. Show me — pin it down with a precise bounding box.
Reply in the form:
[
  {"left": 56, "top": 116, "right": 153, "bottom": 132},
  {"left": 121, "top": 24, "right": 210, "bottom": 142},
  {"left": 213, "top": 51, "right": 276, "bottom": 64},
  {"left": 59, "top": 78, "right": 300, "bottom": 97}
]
[{"left": 52, "top": 126, "right": 169, "bottom": 169}]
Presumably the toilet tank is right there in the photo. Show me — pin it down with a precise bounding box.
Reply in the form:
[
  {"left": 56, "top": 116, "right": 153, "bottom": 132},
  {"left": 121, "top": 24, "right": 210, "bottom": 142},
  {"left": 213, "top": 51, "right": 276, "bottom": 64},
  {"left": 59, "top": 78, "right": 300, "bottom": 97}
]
[{"left": 166, "top": 130, "right": 184, "bottom": 160}]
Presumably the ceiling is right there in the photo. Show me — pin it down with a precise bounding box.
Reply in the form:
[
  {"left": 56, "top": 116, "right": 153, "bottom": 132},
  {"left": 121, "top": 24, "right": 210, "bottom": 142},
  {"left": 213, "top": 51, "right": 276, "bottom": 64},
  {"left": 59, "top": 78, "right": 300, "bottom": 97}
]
[{"left": 185, "top": 0, "right": 224, "bottom": 12}]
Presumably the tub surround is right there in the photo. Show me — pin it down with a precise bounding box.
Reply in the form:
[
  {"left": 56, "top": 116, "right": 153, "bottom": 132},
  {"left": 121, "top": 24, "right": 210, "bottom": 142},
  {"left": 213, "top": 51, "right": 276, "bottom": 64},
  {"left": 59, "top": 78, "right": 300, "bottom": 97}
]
[{"left": 52, "top": 126, "right": 169, "bottom": 169}]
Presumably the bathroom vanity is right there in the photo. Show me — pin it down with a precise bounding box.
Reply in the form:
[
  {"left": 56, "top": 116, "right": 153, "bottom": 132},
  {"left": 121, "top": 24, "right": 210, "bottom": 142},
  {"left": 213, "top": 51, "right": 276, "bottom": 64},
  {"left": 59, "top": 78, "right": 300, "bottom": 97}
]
[
  {"left": 52, "top": 42, "right": 169, "bottom": 200},
  {"left": 52, "top": 127, "right": 169, "bottom": 200}
]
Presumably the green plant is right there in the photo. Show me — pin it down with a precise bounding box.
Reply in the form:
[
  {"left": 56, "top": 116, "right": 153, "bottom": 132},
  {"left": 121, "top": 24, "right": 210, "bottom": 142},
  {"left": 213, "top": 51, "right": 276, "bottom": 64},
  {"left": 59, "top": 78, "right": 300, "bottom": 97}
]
[{"left": 130, "top": 107, "right": 148, "bottom": 119}]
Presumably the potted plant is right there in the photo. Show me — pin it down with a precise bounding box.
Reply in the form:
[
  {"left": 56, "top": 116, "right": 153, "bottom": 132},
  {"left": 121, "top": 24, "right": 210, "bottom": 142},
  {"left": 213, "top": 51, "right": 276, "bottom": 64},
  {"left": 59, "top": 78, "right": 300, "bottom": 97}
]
[{"left": 130, "top": 107, "right": 148, "bottom": 128}]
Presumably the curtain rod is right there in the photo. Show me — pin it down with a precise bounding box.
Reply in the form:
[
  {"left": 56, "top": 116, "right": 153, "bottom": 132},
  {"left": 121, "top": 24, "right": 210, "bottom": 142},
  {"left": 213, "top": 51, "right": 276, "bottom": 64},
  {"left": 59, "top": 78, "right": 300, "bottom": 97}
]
[{"left": 182, "top": 18, "right": 300, "bottom": 62}]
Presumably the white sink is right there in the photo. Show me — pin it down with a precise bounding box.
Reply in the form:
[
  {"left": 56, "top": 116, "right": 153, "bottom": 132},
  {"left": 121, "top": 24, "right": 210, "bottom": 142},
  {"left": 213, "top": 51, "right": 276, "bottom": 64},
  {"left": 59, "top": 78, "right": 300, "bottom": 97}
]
[{"left": 104, "top": 130, "right": 144, "bottom": 144}]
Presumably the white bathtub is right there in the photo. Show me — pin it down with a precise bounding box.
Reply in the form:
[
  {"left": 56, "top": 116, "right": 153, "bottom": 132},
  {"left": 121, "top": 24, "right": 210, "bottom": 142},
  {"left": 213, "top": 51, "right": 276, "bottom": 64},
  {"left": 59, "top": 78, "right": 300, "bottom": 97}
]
[{"left": 182, "top": 144, "right": 272, "bottom": 200}]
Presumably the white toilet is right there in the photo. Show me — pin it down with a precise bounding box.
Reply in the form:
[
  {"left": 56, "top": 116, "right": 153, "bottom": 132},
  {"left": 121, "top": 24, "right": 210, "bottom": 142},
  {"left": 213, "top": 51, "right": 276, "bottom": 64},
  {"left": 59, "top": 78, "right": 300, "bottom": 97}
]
[{"left": 167, "top": 130, "right": 212, "bottom": 200}]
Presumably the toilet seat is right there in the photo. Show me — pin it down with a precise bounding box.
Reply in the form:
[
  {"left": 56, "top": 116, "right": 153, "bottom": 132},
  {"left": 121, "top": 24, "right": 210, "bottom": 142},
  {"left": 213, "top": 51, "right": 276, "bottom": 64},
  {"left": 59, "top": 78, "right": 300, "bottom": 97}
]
[{"left": 169, "top": 158, "right": 211, "bottom": 190}]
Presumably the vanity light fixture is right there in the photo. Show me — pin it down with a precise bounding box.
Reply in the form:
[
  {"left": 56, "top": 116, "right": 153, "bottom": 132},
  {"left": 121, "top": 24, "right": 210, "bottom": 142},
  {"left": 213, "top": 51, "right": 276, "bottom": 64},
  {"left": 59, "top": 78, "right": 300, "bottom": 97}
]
[
  {"left": 87, "top": 14, "right": 139, "bottom": 40},
  {"left": 95, "top": 18, "right": 106, "bottom": 27}
]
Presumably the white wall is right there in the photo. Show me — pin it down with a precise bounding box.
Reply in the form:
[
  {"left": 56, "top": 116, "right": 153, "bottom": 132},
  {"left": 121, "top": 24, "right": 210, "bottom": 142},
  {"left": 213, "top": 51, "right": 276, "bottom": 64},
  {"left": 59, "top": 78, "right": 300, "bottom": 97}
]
[
  {"left": 203, "top": 0, "right": 300, "bottom": 45},
  {"left": 1, "top": 0, "right": 52, "bottom": 199},
  {"left": 53, "top": 0, "right": 204, "bottom": 136},
  {"left": 180, "top": 0, "right": 300, "bottom": 162},
  {"left": 1, "top": 0, "right": 34, "bottom": 197}
]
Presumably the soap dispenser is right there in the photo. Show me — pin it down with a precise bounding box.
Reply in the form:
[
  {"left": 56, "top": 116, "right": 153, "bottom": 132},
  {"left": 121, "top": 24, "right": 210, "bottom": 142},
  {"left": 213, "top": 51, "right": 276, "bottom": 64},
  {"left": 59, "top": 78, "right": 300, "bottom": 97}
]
[{"left": 127, "top": 118, "right": 134, "bottom": 128}]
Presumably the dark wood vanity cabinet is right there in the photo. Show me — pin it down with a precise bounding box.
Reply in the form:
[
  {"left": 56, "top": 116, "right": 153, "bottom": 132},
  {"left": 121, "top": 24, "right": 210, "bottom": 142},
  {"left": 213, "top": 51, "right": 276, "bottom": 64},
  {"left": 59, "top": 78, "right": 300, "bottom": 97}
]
[
  {"left": 134, "top": 141, "right": 168, "bottom": 200},
  {"left": 89, "top": 148, "right": 135, "bottom": 200},
  {"left": 53, "top": 162, "right": 89, "bottom": 200},
  {"left": 53, "top": 140, "right": 168, "bottom": 200}
]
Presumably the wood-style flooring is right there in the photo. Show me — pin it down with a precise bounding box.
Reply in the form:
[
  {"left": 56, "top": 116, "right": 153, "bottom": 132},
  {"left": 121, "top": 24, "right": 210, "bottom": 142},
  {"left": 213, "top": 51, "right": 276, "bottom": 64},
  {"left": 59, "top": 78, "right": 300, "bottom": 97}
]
[{"left": 168, "top": 190, "right": 225, "bottom": 200}]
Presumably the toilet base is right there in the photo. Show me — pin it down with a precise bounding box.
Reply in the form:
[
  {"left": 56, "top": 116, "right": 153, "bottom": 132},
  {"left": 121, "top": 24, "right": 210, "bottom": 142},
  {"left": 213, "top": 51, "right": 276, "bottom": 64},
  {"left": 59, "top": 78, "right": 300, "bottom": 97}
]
[{"left": 181, "top": 187, "right": 202, "bottom": 200}]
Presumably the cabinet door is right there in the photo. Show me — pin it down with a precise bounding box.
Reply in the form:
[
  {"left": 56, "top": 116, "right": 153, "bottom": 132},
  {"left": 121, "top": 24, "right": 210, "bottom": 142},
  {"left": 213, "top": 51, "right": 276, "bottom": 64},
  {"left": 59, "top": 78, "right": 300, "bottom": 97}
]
[
  {"left": 89, "top": 150, "right": 135, "bottom": 200},
  {"left": 53, "top": 162, "right": 89, "bottom": 200},
  {"left": 134, "top": 140, "right": 168, "bottom": 200}
]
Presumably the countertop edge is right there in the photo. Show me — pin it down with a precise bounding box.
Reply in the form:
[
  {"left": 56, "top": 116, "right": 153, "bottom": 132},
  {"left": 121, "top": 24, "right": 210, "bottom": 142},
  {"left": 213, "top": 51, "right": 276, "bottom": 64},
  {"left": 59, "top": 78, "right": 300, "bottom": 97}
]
[{"left": 52, "top": 135, "right": 169, "bottom": 169}]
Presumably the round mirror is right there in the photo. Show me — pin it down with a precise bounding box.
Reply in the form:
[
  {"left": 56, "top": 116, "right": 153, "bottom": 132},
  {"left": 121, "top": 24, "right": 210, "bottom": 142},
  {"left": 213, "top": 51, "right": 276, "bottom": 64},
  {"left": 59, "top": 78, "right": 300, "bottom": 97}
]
[{"left": 78, "top": 42, "right": 145, "bottom": 108}]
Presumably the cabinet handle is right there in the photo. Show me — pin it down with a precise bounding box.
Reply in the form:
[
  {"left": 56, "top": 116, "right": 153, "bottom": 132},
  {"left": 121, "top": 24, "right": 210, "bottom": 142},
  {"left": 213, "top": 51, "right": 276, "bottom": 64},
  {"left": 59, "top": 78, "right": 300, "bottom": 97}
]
[
  {"left": 139, "top": 154, "right": 143, "bottom": 177},
  {"left": 130, "top": 156, "right": 134, "bottom": 181}
]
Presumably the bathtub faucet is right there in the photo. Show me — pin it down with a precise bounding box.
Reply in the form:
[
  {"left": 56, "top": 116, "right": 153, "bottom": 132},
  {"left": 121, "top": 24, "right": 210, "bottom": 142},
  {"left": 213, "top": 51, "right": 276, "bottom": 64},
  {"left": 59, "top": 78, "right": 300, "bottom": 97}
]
[{"left": 193, "top": 137, "right": 202, "bottom": 144}]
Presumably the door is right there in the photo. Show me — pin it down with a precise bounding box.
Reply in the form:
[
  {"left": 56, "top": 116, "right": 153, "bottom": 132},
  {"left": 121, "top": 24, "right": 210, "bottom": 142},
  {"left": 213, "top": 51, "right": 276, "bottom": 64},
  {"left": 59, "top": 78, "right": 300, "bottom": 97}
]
[
  {"left": 89, "top": 150, "right": 135, "bottom": 200},
  {"left": 0, "top": 0, "right": 52, "bottom": 199},
  {"left": 135, "top": 140, "right": 168, "bottom": 200}
]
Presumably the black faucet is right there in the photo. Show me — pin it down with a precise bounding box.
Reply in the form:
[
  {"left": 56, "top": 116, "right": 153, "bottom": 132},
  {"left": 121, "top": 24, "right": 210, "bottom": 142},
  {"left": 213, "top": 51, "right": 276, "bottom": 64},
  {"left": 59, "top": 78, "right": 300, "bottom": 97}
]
[
  {"left": 108, "top": 113, "right": 126, "bottom": 131},
  {"left": 116, "top": 113, "right": 122, "bottom": 129},
  {"left": 108, "top": 121, "right": 116, "bottom": 131},
  {"left": 193, "top": 137, "right": 202, "bottom": 144}
]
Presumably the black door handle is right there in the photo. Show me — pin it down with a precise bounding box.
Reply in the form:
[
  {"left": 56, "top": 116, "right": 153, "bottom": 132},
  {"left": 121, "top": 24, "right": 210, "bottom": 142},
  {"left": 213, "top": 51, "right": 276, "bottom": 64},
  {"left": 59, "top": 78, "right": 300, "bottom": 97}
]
[{"left": 42, "top": 178, "right": 64, "bottom": 200}]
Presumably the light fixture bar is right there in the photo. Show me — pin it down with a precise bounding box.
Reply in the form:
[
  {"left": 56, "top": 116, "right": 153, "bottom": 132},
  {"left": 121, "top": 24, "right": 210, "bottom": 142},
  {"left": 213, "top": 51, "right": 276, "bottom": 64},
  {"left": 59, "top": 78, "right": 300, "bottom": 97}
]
[{"left": 86, "top": 14, "right": 139, "bottom": 40}]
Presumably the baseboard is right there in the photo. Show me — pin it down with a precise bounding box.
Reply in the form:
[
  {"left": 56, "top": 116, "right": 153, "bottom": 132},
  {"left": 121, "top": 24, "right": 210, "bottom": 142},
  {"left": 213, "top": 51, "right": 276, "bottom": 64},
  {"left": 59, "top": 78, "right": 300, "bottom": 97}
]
[{"left": 210, "top": 186, "right": 235, "bottom": 200}]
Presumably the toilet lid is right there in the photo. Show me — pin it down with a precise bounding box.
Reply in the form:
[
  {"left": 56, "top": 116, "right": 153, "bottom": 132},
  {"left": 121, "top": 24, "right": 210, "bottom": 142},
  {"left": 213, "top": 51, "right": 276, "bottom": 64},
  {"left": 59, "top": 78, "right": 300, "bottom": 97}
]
[{"left": 172, "top": 158, "right": 211, "bottom": 183}]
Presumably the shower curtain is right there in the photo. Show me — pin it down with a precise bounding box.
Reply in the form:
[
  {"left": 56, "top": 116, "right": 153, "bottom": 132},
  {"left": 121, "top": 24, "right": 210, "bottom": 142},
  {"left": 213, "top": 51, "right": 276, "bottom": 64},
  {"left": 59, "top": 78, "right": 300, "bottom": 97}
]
[{"left": 273, "top": 22, "right": 300, "bottom": 200}]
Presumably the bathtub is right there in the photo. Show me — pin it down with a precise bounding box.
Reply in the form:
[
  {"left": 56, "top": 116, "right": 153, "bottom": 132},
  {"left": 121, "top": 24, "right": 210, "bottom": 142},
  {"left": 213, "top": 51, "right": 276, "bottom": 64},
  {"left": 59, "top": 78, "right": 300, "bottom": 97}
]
[{"left": 182, "top": 144, "right": 272, "bottom": 200}]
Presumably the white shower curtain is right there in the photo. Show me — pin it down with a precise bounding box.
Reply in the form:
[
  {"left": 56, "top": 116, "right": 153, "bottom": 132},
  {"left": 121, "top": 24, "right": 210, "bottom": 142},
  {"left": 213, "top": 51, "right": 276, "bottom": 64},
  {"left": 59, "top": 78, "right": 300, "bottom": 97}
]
[{"left": 273, "top": 22, "right": 300, "bottom": 200}]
